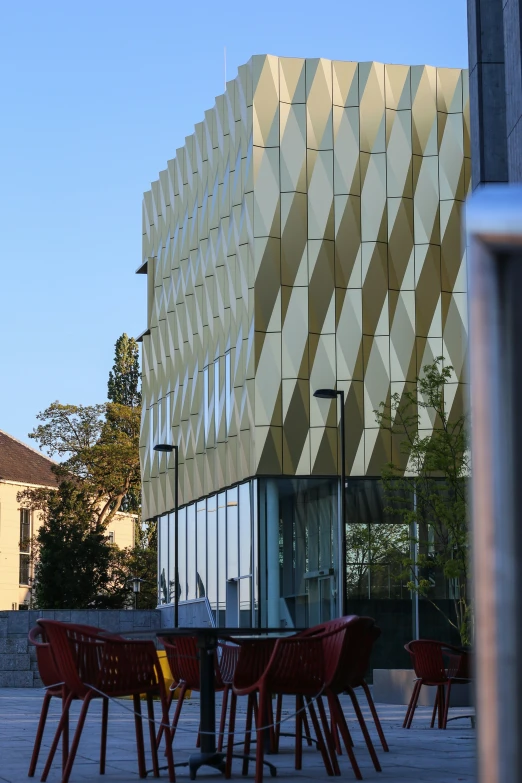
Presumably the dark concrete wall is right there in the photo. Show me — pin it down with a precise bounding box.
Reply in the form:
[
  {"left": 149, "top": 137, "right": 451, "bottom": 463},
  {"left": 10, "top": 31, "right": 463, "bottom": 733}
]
[
  {"left": 468, "top": 0, "right": 509, "bottom": 187},
  {"left": 0, "top": 609, "right": 161, "bottom": 687},
  {"left": 468, "top": 0, "right": 522, "bottom": 185}
]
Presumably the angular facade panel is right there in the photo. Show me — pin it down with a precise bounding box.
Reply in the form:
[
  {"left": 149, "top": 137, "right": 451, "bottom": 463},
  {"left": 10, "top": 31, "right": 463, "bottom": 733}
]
[{"left": 140, "top": 56, "right": 469, "bottom": 522}]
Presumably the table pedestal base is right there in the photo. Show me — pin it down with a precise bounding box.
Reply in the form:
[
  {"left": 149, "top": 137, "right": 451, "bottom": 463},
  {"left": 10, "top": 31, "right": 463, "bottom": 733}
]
[{"left": 188, "top": 751, "right": 277, "bottom": 780}]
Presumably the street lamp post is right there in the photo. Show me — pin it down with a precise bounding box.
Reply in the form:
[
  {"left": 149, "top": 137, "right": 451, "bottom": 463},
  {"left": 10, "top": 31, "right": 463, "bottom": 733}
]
[
  {"left": 127, "top": 576, "right": 145, "bottom": 610},
  {"left": 154, "top": 443, "right": 179, "bottom": 627},
  {"left": 313, "top": 388, "right": 347, "bottom": 617}
]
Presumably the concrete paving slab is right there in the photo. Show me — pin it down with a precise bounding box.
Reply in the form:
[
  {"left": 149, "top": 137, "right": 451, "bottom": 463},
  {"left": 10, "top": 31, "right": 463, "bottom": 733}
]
[{"left": 0, "top": 688, "right": 475, "bottom": 782}]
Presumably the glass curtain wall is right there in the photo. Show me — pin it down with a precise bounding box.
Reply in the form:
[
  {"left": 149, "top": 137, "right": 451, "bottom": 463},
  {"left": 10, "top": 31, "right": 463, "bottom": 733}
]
[
  {"left": 156, "top": 479, "right": 256, "bottom": 627},
  {"left": 258, "top": 477, "right": 339, "bottom": 629}
]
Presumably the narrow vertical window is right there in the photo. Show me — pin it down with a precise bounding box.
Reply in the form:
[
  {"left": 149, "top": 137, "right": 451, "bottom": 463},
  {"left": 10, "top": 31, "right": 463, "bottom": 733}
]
[
  {"left": 165, "top": 394, "right": 171, "bottom": 443},
  {"left": 225, "top": 351, "right": 231, "bottom": 436},
  {"left": 214, "top": 358, "right": 220, "bottom": 441},
  {"left": 19, "top": 509, "right": 31, "bottom": 586},
  {"left": 204, "top": 366, "right": 209, "bottom": 442}
]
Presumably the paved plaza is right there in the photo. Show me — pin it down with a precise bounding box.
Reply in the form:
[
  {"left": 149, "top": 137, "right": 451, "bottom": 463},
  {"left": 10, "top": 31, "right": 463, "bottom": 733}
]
[{"left": 0, "top": 688, "right": 475, "bottom": 783}]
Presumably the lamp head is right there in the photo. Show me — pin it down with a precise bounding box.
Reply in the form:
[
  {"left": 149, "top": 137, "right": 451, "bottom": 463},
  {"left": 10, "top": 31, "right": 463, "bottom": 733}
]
[
  {"left": 154, "top": 443, "right": 175, "bottom": 452},
  {"left": 314, "top": 388, "right": 338, "bottom": 400}
]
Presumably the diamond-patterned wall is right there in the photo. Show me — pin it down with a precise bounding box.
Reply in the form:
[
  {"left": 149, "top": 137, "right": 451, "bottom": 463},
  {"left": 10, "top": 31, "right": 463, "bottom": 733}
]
[{"left": 139, "top": 56, "right": 470, "bottom": 521}]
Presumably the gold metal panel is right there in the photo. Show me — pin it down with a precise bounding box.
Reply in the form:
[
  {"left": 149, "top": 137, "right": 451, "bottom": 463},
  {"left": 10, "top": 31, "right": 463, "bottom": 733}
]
[
  {"left": 411, "top": 65, "right": 437, "bottom": 156},
  {"left": 334, "top": 194, "right": 361, "bottom": 288},
  {"left": 140, "top": 57, "right": 469, "bottom": 520},
  {"left": 306, "top": 58, "right": 333, "bottom": 150},
  {"left": 388, "top": 197, "right": 414, "bottom": 289},
  {"left": 385, "top": 64, "right": 411, "bottom": 110},
  {"left": 252, "top": 55, "right": 280, "bottom": 147},
  {"left": 280, "top": 103, "right": 307, "bottom": 192},
  {"left": 279, "top": 57, "right": 306, "bottom": 104},
  {"left": 386, "top": 110, "right": 413, "bottom": 198},
  {"left": 333, "top": 106, "right": 360, "bottom": 195},
  {"left": 359, "top": 62, "right": 385, "bottom": 153},
  {"left": 281, "top": 192, "right": 308, "bottom": 286},
  {"left": 307, "top": 149, "right": 334, "bottom": 239},
  {"left": 332, "top": 60, "right": 359, "bottom": 107}
]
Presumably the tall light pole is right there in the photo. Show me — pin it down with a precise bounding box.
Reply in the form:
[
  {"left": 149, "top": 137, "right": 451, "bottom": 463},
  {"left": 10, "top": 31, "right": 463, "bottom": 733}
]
[
  {"left": 154, "top": 443, "right": 179, "bottom": 627},
  {"left": 313, "top": 388, "right": 347, "bottom": 617}
]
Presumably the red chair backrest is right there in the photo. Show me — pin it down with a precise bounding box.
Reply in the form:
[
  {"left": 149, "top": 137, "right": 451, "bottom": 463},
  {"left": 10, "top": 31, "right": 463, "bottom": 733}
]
[
  {"left": 322, "top": 616, "right": 376, "bottom": 692},
  {"left": 39, "top": 619, "right": 163, "bottom": 699},
  {"left": 37, "top": 620, "right": 104, "bottom": 698},
  {"left": 28, "top": 625, "right": 62, "bottom": 691},
  {"left": 404, "top": 640, "right": 449, "bottom": 683}
]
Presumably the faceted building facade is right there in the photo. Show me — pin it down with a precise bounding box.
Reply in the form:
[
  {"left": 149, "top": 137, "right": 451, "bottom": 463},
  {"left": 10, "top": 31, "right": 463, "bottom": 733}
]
[{"left": 139, "top": 56, "right": 469, "bottom": 663}]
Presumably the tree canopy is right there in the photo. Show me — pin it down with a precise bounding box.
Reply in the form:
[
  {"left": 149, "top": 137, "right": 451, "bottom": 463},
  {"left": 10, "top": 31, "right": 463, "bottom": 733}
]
[
  {"left": 375, "top": 357, "right": 471, "bottom": 645},
  {"left": 108, "top": 333, "right": 141, "bottom": 408}
]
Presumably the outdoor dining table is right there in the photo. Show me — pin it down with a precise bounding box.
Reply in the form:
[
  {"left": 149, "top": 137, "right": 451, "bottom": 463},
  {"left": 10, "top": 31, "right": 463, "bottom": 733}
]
[{"left": 157, "top": 626, "right": 303, "bottom": 779}]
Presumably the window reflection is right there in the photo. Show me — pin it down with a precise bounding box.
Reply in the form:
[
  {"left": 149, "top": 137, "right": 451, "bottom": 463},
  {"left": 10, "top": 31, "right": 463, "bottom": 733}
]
[
  {"left": 186, "top": 505, "right": 196, "bottom": 600},
  {"left": 196, "top": 500, "right": 207, "bottom": 598}
]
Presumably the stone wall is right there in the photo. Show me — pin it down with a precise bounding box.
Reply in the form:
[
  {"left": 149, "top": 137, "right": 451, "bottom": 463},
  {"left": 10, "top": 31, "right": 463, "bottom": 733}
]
[{"left": 0, "top": 609, "right": 162, "bottom": 687}]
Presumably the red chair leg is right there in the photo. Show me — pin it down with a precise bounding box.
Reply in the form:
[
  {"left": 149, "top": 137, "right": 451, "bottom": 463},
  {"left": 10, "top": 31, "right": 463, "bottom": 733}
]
[
  {"left": 430, "top": 688, "right": 439, "bottom": 728},
  {"left": 40, "top": 692, "right": 74, "bottom": 783},
  {"left": 403, "top": 679, "right": 419, "bottom": 728},
  {"left": 133, "top": 693, "right": 147, "bottom": 779},
  {"left": 406, "top": 680, "right": 422, "bottom": 729},
  {"left": 442, "top": 680, "right": 451, "bottom": 729},
  {"left": 166, "top": 682, "right": 188, "bottom": 748},
  {"left": 242, "top": 693, "right": 256, "bottom": 776},
  {"left": 225, "top": 691, "right": 237, "bottom": 779},
  {"left": 331, "top": 714, "right": 342, "bottom": 755},
  {"left": 295, "top": 695, "right": 303, "bottom": 770},
  {"left": 62, "top": 693, "right": 94, "bottom": 783},
  {"left": 347, "top": 687, "right": 381, "bottom": 772},
  {"left": 255, "top": 688, "right": 268, "bottom": 783},
  {"left": 304, "top": 697, "right": 334, "bottom": 777},
  {"left": 156, "top": 686, "right": 174, "bottom": 748},
  {"left": 302, "top": 703, "right": 313, "bottom": 747},
  {"left": 316, "top": 696, "right": 340, "bottom": 776},
  {"left": 361, "top": 680, "right": 389, "bottom": 752},
  {"left": 100, "top": 697, "right": 109, "bottom": 774},
  {"left": 218, "top": 685, "right": 230, "bottom": 753},
  {"left": 274, "top": 693, "right": 282, "bottom": 752},
  {"left": 28, "top": 691, "right": 52, "bottom": 777},
  {"left": 327, "top": 693, "right": 362, "bottom": 781},
  {"left": 146, "top": 693, "right": 160, "bottom": 777},
  {"left": 437, "top": 684, "right": 445, "bottom": 729},
  {"left": 159, "top": 689, "right": 176, "bottom": 783}
]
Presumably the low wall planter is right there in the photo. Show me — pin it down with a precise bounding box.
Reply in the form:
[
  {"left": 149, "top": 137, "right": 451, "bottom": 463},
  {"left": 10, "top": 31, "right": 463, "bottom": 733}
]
[{"left": 373, "top": 668, "right": 472, "bottom": 707}]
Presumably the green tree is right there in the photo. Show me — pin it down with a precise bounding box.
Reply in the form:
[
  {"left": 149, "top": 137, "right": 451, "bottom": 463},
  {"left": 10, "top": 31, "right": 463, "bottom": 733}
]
[
  {"left": 31, "top": 482, "right": 124, "bottom": 609},
  {"left": 108, "top": 333, "right": 142, "bottom": 408},
  {"left": 374, "top": 358, "right": 471, "bottom": 645},
  {"left": 27, "top": 400, "right": 141, "bottom": 526}
]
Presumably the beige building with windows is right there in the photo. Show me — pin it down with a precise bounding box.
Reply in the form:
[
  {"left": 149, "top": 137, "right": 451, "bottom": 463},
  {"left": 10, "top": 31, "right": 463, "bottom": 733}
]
[
  {"left": 0, "top": 430, "right": 135, "bottom": 610},
  {"left": 139, "top": 56, "right": 469, "bottom": 664}
]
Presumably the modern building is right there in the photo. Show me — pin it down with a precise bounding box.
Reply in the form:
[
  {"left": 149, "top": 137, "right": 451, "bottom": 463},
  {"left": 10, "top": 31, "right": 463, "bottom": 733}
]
[
  {"left": 139, "top": 56, "right": 469, "bottom": 666},
  {"left": 0, "top": 430, "right": 135, "bottom": 610}
]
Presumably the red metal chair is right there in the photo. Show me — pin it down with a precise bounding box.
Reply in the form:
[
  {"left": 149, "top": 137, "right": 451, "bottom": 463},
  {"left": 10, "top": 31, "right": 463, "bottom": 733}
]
[
  {"left": 403, "top": 639, "right": 471, "bottom": 729},
  {"left": 225, "top": 627, "right": 362, "bottom": 783},
  {"left": 275, "top": 616, "right": 388, "bottom": 760},
  {"left": 37, "top": 619, "right": 175, "bottom": 783},
  {"left": 157, "top": 636, "right": 240, "bottom": 752},
  {"left": 27, "top": 622, "right": 108, "bottom": 777}
]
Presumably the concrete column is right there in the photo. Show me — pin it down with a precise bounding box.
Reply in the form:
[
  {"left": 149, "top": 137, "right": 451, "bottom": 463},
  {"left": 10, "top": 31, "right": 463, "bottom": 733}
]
[
  {"left": 266, "top": 479, "right": 280, "bottom": 627},
  {"left": 467, "top": 0, "right": 508, "bottom": 188}
]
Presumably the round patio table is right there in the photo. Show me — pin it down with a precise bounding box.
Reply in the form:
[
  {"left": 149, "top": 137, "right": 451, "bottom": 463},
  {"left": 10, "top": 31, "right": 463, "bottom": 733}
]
[{"left": 157, "top": 627, "right": 303, "bottom": 779}]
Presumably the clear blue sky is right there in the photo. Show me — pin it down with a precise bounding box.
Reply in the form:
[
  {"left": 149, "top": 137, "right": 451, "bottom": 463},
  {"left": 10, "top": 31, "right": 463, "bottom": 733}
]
[{"left": 0, "top": 0, "right": 467, "bottom": 447}]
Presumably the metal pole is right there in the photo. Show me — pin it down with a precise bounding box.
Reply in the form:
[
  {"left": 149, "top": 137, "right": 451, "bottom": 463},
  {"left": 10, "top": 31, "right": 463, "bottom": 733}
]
[
  {"left": 174, "top": 445, "right": 179, "bottom": 628},
  {"left": 467, "top": 186, "right": 522, "bottom": 783},
  {"left": 338, "top": 390, "right": 347, "bottom": 618}
]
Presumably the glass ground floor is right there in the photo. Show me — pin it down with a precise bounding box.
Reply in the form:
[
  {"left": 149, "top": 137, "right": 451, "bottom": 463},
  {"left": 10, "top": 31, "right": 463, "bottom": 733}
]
[{"left": 157, "top": 476, "right": 461, "bottom": 670}]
